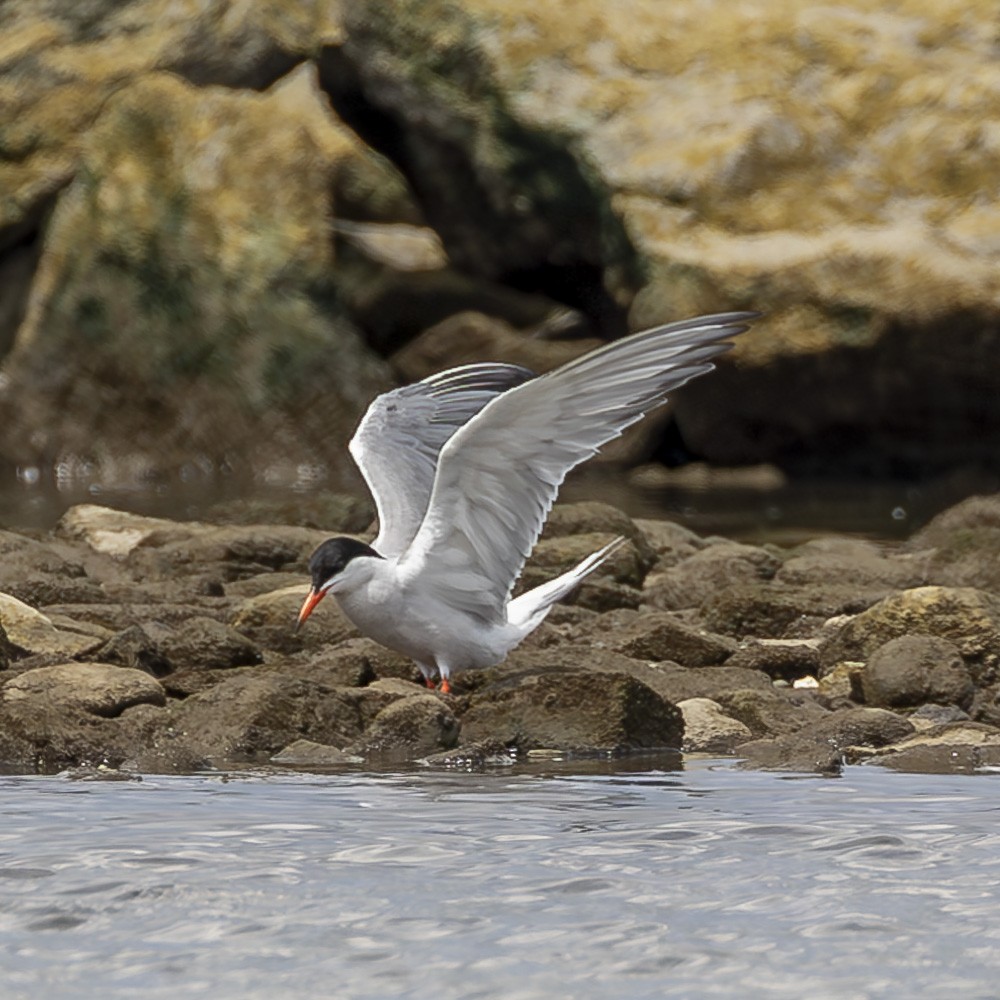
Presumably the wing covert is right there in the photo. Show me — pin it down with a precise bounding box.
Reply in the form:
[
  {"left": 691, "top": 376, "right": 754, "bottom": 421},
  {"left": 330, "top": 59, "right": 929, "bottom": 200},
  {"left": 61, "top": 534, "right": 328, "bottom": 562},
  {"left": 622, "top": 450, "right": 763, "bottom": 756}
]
[{"left": 349, "top": 362, "right": 534, "bottom": 556}]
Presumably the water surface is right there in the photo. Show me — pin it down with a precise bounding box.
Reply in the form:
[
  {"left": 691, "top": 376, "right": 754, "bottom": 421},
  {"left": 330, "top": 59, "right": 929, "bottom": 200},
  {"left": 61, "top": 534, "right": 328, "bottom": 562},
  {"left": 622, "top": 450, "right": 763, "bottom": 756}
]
[{"left": 2, "top": 759, "right": 999, "bottom": 999}]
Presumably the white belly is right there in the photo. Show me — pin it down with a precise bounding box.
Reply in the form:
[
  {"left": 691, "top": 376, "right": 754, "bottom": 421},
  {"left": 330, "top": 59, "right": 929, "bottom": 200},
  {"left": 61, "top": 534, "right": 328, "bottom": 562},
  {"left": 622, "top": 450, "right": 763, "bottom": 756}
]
[{"left": 334, "top": 575, "right": 512, "bottom": 671}]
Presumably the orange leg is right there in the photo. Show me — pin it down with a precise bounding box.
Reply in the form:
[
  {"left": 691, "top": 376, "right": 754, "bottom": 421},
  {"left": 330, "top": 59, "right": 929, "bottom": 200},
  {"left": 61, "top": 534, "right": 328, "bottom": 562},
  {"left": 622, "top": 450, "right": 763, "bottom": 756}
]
[
  {"left": 424, "top": 676, "right": 437, "bottom": 690},
  {"left": 439, "top": 678, "right": 452, "bottom": 694}
]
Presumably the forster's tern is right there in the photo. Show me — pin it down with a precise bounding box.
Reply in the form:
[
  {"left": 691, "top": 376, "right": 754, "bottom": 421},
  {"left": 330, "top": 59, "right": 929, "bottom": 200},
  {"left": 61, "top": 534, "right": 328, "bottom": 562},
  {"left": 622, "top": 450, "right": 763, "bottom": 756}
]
[{"left": 297, "top": 312, "right": 756, "bottom": 692}]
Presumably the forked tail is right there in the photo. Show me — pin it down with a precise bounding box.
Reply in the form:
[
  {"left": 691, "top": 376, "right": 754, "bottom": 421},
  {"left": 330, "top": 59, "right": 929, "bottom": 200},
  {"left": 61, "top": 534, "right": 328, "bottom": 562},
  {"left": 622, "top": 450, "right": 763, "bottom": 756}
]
[{"left": 507, "top": 536, "right": 628, "bottom": 634}]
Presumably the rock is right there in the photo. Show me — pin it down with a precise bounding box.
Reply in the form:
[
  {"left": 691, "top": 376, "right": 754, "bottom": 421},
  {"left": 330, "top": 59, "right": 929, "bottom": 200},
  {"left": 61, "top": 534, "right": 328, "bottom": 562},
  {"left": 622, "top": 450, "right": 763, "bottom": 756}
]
[
  {"left": 94, "top": 625, "right": 172, "bottom": 677},
  {"left": 127, "top": 524, "right": 331, "bottom": 584},
  {"left": 910, "top": 703, "right": 971, "bottom": 727},
  {"left": 202, "top": 494, "right": 374, "bottom": 533},
  {"left": 737, "top": 707, "right": 915, "bottom": 774},
  {"left": 609, "top": 613, "right": 735, "bottom": 666},
  {"left": 0, "top": 623, "right": 10, "bottom": 671},
  {"left": 632, "top": 518, "right": 705, "bottom": 569},
  {"left": 461, "top": 671, "right": 682, "bottom": 753},
  {"left": 0, "top": 593, "right": 106, "bottom": 659},
  {"left": 678, "top": 698, "right": 752, "bottom": 753},
  {"left": 57, "top": 505, "right": 201, "bottom": 558},
  {"left": 3, "top": 663, "right": 165, "bottom": 716},
  {"left": 819, "top": 586, "right": 1000, "bottom": 679},
  {"left": 854, "top": 721, "right": 1000, "bottom": 774},
  {"left": 170, "top": 674, "right": 368, "bottom": 760},
  {"left": 908, "top": 494, "right": 1000, "bottom": 594},
  {"left": 230, "top": 585, "right": 359, "bottom": 654},
  {"left": 643, "top": 542, "right": 780, "bottom": 611},
  {"left": 724, "top": 639, "right": 821, "bottom": 682},
  {"left": 1, "top": 68, "right": 392, "bottom": 477},
  {"left": 861, "top": 635, "right": 974, "bottom": 710},
  {"left": 141, "top": 617, "right": 263, "bottom": 672},
  {"left": 273, "top": 642, "right": 380, "bottom": 690},
  {"left": 541, "top": 504, "right": 656, "bottom": 566},
  {"left": 775, "top": 537, "right": 928, "bottom": 590},
  {"left": 271, "top": 740, "right": 362, "bottom": 767},
  {"left": 351, "top": 695, "right": 460, "bottom": 757},
  {"left": 700, "top": 583, "right": 884, "bottom": 640},
  {"left": 818, "top": 661, "right": 865, "bottom": 703},
  {"left": 715, "top": 687, "right": 830, "bottom": 739},
  {"left": 521, "top": 533, "right": 648, "bottom": 591},
  {"left": 423, "top": 738, "right": 515, "bottom": 768}
]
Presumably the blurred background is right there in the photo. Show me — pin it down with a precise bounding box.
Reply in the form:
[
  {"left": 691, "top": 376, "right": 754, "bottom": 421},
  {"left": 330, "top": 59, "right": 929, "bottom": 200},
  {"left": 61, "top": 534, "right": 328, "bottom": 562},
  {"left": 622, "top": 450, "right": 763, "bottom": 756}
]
[{"left": 1, "top": 0, "right": 998, "bottom": 539}]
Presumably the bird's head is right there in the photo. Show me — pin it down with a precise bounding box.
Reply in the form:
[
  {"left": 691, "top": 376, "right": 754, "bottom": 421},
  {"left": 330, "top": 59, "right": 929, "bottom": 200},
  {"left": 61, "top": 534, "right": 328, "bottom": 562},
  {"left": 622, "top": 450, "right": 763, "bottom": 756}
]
[{"left": 296, "top": 536, "right": 383, "bottom": 628}]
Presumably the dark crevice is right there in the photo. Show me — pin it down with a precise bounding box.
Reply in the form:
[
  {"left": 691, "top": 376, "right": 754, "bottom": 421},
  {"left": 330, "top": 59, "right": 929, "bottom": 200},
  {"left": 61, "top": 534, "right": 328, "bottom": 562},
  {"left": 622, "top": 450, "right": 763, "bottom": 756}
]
[{"left": 316, "top": 40, "right": 640, "bottom": 340}]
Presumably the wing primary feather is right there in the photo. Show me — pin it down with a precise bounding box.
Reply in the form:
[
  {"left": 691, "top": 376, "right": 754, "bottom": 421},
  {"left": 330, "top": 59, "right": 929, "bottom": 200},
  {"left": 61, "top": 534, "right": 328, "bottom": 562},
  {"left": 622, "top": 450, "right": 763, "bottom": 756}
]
[{"left": 401, "top": 311, "right": 758, "bottom": 621}]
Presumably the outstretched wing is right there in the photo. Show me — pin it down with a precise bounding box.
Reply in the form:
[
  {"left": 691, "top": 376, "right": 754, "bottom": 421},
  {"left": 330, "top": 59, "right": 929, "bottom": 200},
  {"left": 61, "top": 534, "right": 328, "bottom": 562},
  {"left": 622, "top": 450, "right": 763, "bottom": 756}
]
[
  {"left": 349, "top": 363, "right": 534, "bottom": 556},
  {"left": 399, "top": 312, "right": 758, "bottom": 621}
]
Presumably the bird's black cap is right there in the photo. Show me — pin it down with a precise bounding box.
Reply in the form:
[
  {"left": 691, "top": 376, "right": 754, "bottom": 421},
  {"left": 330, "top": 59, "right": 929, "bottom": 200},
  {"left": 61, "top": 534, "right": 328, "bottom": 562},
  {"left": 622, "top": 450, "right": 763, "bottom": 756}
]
[{"left": 309, "top": 537, "right": 382, "bottom": 589}]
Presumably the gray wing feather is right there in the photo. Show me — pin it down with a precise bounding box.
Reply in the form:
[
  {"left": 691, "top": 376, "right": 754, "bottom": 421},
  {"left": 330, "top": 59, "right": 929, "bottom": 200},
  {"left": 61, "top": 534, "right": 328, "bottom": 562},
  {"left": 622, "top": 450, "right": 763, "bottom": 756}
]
[
  {"left": 400, "top": 312, "right": 758, "bottom": 621},
  {"left": 349, "top": 363, "right": 534, "bottom": 556}
]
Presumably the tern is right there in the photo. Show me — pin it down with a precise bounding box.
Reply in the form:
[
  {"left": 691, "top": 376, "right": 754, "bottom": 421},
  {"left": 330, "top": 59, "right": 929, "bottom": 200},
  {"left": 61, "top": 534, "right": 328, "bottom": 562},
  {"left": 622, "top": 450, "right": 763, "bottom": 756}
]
[{"left": 297, "top": 311, "right": 756, "bottom": 692}]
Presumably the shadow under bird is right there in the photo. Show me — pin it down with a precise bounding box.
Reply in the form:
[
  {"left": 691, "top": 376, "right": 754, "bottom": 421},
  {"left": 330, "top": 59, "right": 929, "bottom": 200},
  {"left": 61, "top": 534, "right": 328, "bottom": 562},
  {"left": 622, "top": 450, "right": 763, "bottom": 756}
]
[{"left": 297, "top": 312, "right": 757, "bottom": 692}]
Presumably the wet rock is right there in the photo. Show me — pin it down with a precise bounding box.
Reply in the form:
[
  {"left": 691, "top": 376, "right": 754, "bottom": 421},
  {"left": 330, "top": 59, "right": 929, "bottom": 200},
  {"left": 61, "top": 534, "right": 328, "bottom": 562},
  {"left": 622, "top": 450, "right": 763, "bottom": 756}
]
[
  {"left": 854, "top": 721, "right": 1000, "bottom": 774},
  {"left": 644, "top": 542, "right": 780, "bottom": 611},
  {"left": 737, "top": 707, "right": 915, "bottom": 774},
  {"left": 861, "top": 635, "right": 974, "bottom": 710},
  {"left": 700, "top": 583, "right": 884, "bottom": 640},
  {"left": 170, "top": 674, "right": 368, "bottom": 760},
  {"left": 423, "top": 738, "right": 516, "bottom": 768},
  {"left": 910, "top": 703, "right": 971, "bottom": 727},
  {"left": 94, "top": 625, "right": 172, "bottom": 677},
  {"left": 141, "top": 618, "right": 263, "bottom": 672},
  {"left": 724, "top": 639, "right": 822, "bottom": 682},
  {"left": 271, "top": 740, "right": 362, "bottom": 767},
  {"left": 609, "top": 613, "right": 735, "bottom": 666},
  {"left": 678, "top": 698, "right": 752, "bottom": 753},
  {"left": 775, "top": 537, "right": 928, "bottom": 590},
  {"left": 0, "top": 593, "right": 106, "bottom": 659},
  {"left": 351, "top": 695, "right": 460, "bottom": 757},
  {"left": 230, "top": 585, "right": 359, "bottom": 654},
  {"left": 715, "top": 687, "right": 830, "bottom": 739},
  {"left": 819, "top": 586, "right": 1000, "bottom": 679},
  {"left": 461, "top": 671, "right": 682, "bottom": 753},
  {"left": 3, "top": 663, "right": 165, "bottom": 716}
]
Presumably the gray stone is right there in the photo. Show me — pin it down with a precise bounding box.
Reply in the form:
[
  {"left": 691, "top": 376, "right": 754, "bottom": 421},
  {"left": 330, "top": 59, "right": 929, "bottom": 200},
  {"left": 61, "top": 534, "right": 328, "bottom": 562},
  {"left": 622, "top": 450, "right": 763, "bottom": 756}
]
[
  {"left": 610, "top": 613, "right": 735, "bottom": 666},
  {"left": 861, "top": 635, "right": 974, "bottom": 710},
  {"left": 678, "top": 698, "right": 752, "bottom": 753},
  {"left": 3, "top": 663, "right": 165, "bottom": 716}
]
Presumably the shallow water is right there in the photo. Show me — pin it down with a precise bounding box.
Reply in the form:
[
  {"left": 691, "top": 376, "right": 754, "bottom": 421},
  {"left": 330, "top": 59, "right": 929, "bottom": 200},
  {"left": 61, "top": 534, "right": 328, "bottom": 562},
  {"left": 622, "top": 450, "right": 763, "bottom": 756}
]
[
  {"left": 2, "top": 464, "right": 998, "bottom": 542},
  {"left": 2, "top": 759, "right": 1000, "bottom": 1000}
]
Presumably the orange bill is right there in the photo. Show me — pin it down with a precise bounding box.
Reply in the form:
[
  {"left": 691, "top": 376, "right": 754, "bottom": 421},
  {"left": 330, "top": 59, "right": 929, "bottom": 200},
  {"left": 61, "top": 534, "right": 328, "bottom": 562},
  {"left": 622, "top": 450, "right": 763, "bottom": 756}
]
[{"left": 296, "top": 587, "right": 325, "bottom": 629}]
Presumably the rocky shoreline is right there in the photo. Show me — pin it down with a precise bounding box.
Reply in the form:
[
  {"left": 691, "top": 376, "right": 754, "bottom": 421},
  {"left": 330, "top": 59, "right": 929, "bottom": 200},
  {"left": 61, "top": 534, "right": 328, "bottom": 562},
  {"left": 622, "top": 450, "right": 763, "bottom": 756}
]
[{"left": 2, "top": 494, "right": 1000, "bottom": 777}]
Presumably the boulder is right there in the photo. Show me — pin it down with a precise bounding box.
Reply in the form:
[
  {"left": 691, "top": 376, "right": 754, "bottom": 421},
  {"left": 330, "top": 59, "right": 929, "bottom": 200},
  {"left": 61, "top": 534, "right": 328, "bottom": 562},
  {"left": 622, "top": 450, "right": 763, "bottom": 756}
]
[
  {"left": 609, "top": 613, "right": 735, "bottom": 666},
  {"left": 643, "top": 541, "right": 780, "bottom": 612},
  {"left": 230, "top": 585, "right": 359, "bottom": 654},
  {"left": 908, "top": 494, "right": 1000, "bottom": 594},
  {"left": 3, "top": 662, "right": 165, "bottom": 717},
  {"left": 351, "top": 695, "right": 460, "bottom": 757},
  {"left": 737, "top": 707, "right": 915, "bottom": 774},
  {"left": 715, "top": 687, "right": 830, "bottom": 739},
  {"left": 860, "top": 635, "right": 974, "bottom": 710},
  {"left": 460, "top": 671, "right": 682, "bottom": 753},
  {"left": 0, "top": 593, "right": 106, "bottom": 659},
  {"left": 855, "top": 721, "right": 1000, "bottom": 773},
  {"left": 677, "top": 698, "right": 752, "bottom": 754},
  {"left": 141, "top": 617, "right": 263, "bottom": 672},
  {"left": 724, "top": 639, "right": 821, "bottom": 682},
  {"left": 775, "top": 537, "right": 928, "bottom": 591},
  {"left": 819, "top": 586, "right": 1000, "bottom": 678},
  {"left": 271, "top": 740, "right": 362, "bottom": 767},
  {"left": 93, "top": 625, "right": 172, "bottom": 677}
]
